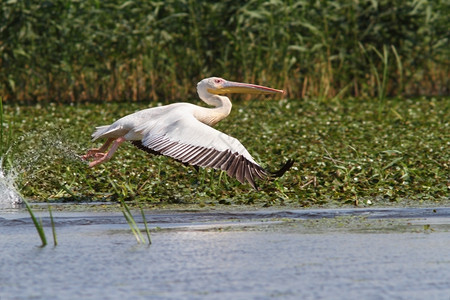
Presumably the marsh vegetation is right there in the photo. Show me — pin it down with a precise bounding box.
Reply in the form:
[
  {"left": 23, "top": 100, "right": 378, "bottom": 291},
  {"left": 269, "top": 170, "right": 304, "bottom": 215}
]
[
  {"left": 1, "top": 0, "right": 447, "bottom": 102},
  {"left": 1, "top": 96, "right": 448, "bottom": 206},
  {"left": 0, "top": 1, "right": 448, "bottom": 206}
]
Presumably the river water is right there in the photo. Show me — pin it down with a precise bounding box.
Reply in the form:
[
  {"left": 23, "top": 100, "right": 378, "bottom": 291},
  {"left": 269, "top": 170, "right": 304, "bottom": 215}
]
[{"left": 1, "top": 206, "right": 449, "bottom": 300}]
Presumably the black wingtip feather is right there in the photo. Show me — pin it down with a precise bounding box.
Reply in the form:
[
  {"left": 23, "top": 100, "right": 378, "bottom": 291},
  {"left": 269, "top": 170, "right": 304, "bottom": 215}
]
[{"left": 269, "top": 159, "right": 294, "bottom": 178}]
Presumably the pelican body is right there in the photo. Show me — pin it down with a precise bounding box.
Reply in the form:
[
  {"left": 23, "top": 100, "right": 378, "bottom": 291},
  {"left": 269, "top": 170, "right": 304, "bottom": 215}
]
[{"left": 82, "top": 77, "right": 293, "bottom": 189}]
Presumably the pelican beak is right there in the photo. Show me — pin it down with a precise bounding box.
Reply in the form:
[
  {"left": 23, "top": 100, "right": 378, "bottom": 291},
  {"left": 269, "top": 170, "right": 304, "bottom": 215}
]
[{"left": 209, "top": 80, "right": 284, "bottom": 95}]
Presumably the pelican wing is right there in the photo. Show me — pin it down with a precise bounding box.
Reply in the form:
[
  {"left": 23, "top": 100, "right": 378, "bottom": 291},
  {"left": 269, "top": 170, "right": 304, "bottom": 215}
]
[{"left": 136, "top": 115, "right": 268, "bottom": 189}]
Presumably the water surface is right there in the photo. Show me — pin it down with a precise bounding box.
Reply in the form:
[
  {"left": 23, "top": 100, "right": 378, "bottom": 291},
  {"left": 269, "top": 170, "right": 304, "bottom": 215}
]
[{"left": 1, "top": 207, "right": 449, "bottom": 299}]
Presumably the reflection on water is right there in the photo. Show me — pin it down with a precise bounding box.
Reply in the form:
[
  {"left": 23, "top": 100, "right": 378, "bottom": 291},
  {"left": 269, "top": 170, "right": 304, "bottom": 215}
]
[{"left": 0, "top": 207, "right": 449, "bottom": 299}]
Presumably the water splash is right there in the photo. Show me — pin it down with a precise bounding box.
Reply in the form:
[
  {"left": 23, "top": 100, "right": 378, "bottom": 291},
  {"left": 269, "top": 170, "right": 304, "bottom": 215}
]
[
  {"left": 0, "top": 157, "right": 23, "bottom": 208},
  {"left": 0, "top": 128, "right": 85, "bottom": 207},
  {"left": 10, "top": 128, "right": 85, "bottom": 171}
]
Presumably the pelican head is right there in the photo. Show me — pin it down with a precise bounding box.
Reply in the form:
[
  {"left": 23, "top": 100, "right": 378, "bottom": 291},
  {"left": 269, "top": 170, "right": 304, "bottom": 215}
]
[{"left": 197, "top": 77, "right": 284, "bottom": 97}]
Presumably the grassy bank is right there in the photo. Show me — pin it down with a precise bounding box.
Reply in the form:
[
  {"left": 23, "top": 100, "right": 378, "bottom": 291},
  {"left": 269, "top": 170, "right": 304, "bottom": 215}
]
[
  {"left": 1, "top": 0, "right": 448, "bottom": 102},
  {"left": 1, "top": 95, "right": 448, "bottom": 206}
]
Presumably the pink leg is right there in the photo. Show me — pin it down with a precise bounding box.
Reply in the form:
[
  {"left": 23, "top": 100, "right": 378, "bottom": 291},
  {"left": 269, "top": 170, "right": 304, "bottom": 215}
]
[
  {"left": 88, "top": 137, "right": 126, "bottom": 168},
  {"left": 82, "top": 138, "right": 114, "bottom": 160}
]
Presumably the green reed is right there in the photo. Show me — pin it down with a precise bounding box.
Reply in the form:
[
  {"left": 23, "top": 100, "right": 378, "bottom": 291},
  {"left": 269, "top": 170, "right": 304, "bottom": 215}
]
[
  {"left": 23, "top": 199, "right": 47, "bottom": 247},
  {"left": 0, "top": 98, "right": 11, "bottom": 158},
  {"left": 23, "top": 199, "right": 59, "bottom": 247},
  {"left": 48, "top": 204, "right": 58, "bottom": 246},
  {"left": 120, "top": 199, "right": 151, "bottom": 244},
  {"left": 1, "top": 0, "right": 447, "bottom": 102},
  {"left": 140, "top": 205, "right": 152, "bottom": 244},
  {"left": 0, "top": 99, "right": 3, "bottom": 157}
]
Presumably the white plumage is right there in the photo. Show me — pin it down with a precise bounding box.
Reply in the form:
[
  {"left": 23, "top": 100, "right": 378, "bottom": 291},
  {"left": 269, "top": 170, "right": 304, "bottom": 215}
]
[{"left": 82, "top": 77, "right": 293, "bottom": 189}]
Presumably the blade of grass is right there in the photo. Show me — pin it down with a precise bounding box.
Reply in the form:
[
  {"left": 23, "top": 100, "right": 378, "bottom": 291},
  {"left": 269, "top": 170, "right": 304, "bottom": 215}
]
[
  {"left": 48, "top": 204, "right": 58, "bottom": 246},
  {"left": 391, "top": 45, "right": 403, "bottom": 95},
  {"left": 368, "top": 44, "right": 389, "bottom": 102},
  {"left": 23, "top": 199, "right": 47, "bottom": 247},
  {"left": 120, "top": 199, "right": 145, "bottom": 244},
  {"left": 0, "top": 97, "right": 11, "bottom": 157},
  {"left": 139, "top": 204, "right": 152, "bottom": 244},
  {"left": 0, "top": 97, "right": 3, "bottom": 156},
  {"left": 121, "top": 210, "right": 142, "bottom": 243}
]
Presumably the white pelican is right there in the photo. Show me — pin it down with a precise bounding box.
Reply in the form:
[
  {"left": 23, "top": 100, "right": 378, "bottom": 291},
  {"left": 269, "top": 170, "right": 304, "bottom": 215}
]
[{"left": 82, "top": 77, "right": 293, "bottom": 189}]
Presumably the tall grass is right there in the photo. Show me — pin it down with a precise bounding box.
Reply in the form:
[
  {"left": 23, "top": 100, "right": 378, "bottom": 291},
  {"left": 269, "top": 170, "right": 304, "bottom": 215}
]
[
  {"left": 120, "top": 199, "right": 151, "bottom": 244},
  {"left": 0, "top": 98, "right": 4, "bottom": 157},
  {"left": 23, "top": 199, "right": 47, "bottom": 247},
  {"left": 0, "top": 98, "right": 12, "bottom": 157},
  {"left": 1, "top": 0, "right": 448, "bottom": 102},
  {"left": 22, "top": 199, "right": 59, "bottom": 247},
  {"left": 48, "top": 204, "right": 58, "bottom": 246}
]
